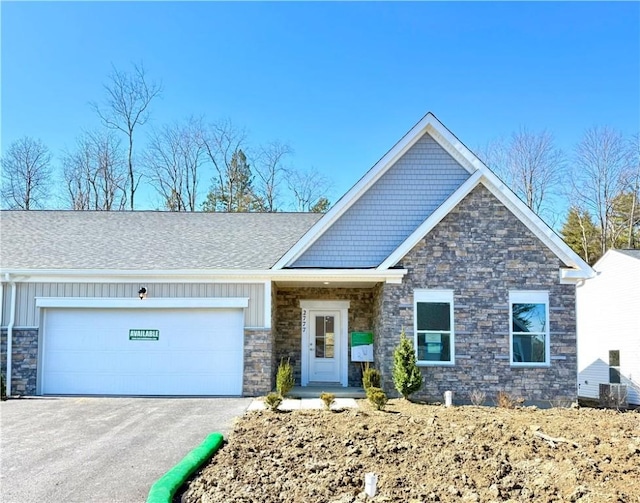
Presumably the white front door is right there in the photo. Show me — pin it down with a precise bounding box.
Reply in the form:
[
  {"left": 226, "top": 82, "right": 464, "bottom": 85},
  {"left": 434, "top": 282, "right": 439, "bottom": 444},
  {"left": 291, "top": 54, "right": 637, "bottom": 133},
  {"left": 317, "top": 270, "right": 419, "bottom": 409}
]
[{"left": 309, "top": 310, "right": 341, "bottom": 383}]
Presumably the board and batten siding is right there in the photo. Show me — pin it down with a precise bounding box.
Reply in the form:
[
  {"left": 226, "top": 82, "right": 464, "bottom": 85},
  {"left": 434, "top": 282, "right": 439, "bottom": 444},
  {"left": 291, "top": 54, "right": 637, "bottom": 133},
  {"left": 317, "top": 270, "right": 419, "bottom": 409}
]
[
  {"left": 292, "top": 133, "right": 471, "bottom": 268},
  {"left": 0, "top": 282, "right": 265, "bottom": 328},
  {"left": 577, "top": 250, "right": 640, "bottom": 405}
]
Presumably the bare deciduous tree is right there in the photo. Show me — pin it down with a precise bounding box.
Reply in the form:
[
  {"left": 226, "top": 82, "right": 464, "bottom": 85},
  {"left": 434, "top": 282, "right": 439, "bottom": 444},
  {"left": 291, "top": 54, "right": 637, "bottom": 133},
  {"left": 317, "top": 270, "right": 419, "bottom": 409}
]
[
  {"left": 480, "top": 128, "right": 565, "bottom": 220},
  {"left": 1, "top": 137, "right": 52, "bottom": 209},
  {"left": 285, "top": 166, "right": 332, "bottom": 212},
  {"left": 572, "top": 126, "right": 630, "bottom": 256},
  {"left": 92, "top": 63, "right": 161, "bottom": 210},
  {"left": 62, "top": 130, "right": 127, "bottom": 210},
  {"left": 623, "top": 134, "right": 640, "bottom": 248},
  {"left": 146, "top": 117, "right": 206, "bottom": 211},
  {"left": 254, "top": 141, "right": 293, "bottom": 212}
]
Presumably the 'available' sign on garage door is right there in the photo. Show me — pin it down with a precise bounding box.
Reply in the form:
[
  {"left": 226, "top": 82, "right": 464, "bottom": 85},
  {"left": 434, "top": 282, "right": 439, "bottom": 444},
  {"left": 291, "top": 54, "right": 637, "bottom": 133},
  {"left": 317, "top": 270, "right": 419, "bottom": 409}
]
[{"left": 129, "top": 329, "right": 160, "bottom": 341}]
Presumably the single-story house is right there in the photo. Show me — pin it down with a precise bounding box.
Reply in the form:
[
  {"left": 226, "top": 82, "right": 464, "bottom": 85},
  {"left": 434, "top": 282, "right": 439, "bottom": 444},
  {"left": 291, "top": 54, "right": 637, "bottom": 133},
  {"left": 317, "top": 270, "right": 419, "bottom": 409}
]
[
  {"left": 1, "top": 113, "right": 594, "bottom": 403},
  {"left": 577, "top": 249, "right": 640, "bottom": 405}
]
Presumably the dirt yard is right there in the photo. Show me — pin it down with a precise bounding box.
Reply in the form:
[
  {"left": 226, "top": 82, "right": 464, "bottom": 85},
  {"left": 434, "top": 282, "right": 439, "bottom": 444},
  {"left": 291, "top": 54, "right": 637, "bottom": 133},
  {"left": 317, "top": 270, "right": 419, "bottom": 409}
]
[{"left": 180, "top": 400, "right": 640, "bottom": 503}]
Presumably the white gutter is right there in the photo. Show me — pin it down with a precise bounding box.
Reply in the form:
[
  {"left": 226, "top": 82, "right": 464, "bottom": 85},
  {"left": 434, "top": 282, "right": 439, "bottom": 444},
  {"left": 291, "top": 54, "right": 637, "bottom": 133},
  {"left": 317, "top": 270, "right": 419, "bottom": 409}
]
[
  {"left": 4, "top": 274, "right": 16, "bottom": 397},
  {"left": 560, "top": 268, "right": 595, "bottom": 284}
]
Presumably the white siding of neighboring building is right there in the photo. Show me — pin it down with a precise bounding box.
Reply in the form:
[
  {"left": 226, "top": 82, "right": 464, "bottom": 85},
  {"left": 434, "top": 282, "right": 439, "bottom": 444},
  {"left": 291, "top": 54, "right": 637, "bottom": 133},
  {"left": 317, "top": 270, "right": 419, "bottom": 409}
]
[
  {"left": 577, "top": 251, "right": 640, "bottom": 405},
  {"left": 0, "top": 282, "right": 265, "bottom": 328}
]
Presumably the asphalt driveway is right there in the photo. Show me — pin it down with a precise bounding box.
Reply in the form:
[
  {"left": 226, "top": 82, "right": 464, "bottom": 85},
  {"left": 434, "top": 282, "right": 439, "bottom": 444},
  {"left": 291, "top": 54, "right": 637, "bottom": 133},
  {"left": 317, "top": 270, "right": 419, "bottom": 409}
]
[{"left": 0, "top": 396, "right": 252, "bottom": 503}]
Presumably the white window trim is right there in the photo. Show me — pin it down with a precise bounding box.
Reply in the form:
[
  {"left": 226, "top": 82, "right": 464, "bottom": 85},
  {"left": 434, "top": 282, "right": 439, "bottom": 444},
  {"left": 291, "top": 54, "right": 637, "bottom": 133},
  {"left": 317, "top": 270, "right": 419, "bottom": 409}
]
[
  {"left": 509, "top": 290, "right": 550, "bottom": 367},
  {"left": 414, "top": 289, "right": 455, "bottom": 366}
]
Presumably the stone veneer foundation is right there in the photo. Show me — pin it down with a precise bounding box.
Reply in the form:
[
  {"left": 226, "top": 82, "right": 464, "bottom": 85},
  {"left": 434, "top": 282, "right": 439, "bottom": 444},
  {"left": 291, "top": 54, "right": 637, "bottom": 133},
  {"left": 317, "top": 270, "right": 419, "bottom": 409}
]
[
  {"left": 243, "top": 328, "right": 273, "bottom": 396},
  {"left": 1, "top": 328, "right": 39, "bottom": 396},
  {"left": 373, "top": 184, "right": 577, "bottom": 404}
]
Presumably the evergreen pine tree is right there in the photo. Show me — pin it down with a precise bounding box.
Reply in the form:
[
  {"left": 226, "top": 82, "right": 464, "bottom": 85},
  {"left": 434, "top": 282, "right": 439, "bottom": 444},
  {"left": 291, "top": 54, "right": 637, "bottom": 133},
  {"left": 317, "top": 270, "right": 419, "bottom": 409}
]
[
  {"left": 392, "top": 328, "right": 423, "bottom": 399},
  {"left": 560, "top": 206, "right": 601, "bottom": 265}
]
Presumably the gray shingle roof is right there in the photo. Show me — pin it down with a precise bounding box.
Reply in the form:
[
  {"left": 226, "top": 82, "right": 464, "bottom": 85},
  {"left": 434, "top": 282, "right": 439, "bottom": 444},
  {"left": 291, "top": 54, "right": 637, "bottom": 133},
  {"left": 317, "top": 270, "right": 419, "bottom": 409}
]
[
  {"left": 0, "top": 211, "right": 322, "bottom": 270},
  {"left": 617, "top": 249, "right": 640, "bottom": 260}
]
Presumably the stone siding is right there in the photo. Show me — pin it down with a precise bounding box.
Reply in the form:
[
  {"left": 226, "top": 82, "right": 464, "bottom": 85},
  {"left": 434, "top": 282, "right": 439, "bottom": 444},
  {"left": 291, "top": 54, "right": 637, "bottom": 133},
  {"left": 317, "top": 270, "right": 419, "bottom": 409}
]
[
  {"left": 274, "top": 287, "right": 377, "bottom": 387},
  {"left": 243, "top": 328, "right": 273, "bottom": 396},
  {"left": 374, "top": 184, "right": 577, "bottom": 404},
  {"left": 0, "top": 328, "right": 39, "bottom": 396}
]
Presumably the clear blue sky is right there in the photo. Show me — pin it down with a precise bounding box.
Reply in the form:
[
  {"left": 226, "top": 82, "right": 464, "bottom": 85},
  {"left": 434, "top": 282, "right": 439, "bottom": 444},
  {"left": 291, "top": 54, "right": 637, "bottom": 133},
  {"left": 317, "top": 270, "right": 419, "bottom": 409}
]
[{"left": 2, "top": 1, "right": 639, "bottom": 212}]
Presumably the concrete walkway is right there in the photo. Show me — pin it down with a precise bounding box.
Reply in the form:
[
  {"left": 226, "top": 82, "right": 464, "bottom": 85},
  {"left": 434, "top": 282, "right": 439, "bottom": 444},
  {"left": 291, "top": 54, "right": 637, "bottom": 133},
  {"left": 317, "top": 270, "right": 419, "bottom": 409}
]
[{"left": 247, "top": 397, "right": 359, "bottom": 411}]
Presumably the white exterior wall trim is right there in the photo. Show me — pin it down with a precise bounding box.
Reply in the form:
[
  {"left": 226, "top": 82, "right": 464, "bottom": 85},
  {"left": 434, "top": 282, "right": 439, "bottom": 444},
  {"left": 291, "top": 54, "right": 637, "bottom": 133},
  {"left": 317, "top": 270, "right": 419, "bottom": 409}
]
[
  {"left": 263, "top": 281, "right": 272, "bottom": 329},
  {"left": 5, "top": 275, "right": 17, "bottom": 396},
  {"left": 35, "top": 297, "right": 249, "bottom": 309}
]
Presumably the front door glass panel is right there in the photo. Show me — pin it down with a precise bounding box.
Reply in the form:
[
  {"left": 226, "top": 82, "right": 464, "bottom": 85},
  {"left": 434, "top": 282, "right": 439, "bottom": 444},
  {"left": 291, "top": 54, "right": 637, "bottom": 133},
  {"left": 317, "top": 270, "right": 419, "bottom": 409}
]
[{"left": 315, "top": 315, "right": 335, "bottom": 358}]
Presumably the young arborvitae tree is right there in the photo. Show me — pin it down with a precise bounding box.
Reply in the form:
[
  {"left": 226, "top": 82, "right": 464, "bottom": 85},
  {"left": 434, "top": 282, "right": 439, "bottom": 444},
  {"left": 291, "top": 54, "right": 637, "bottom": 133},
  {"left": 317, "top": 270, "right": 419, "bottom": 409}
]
[{"left": 392, "top": 328, "right": 423, "bottom": 400}]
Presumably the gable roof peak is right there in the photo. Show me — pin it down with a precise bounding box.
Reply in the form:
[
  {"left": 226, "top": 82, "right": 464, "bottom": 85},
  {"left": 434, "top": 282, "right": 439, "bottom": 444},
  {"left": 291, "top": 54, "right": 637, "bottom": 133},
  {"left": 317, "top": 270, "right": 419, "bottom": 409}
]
[{"left": 273, "top": 111, "right": 484, "bottom": 269}]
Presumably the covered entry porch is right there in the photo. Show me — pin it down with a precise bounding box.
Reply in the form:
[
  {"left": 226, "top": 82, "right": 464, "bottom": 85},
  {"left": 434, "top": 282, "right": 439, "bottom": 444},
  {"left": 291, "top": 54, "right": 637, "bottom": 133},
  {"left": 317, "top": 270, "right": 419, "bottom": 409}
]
[{"left": 271, "top": 269, "right": 404, "bottom": 390}]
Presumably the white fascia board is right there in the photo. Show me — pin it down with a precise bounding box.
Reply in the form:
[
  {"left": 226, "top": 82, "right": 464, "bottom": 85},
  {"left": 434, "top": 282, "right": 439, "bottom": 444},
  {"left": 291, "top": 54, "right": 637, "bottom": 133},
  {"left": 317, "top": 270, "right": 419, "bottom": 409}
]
[
  {"left": 423, "top": 116, "right": 484, "bottom": 175},
  {"left": 272, "top": 112, "right": 477, "bottom": 270},
  {"left": 270, "top": 269, "right": 407, "bottom": 284},
  {"left": 479, "top": 170, "right": 594, "bottom": 279},
  {"left": 3, "top": 268, "right": 407, "bottom": 285},
  {"left": 35, "top": 297, "right": 249, "bottom": 309},
  {"left": 377, "top": 171, "right": 483, "bottom": 270}
]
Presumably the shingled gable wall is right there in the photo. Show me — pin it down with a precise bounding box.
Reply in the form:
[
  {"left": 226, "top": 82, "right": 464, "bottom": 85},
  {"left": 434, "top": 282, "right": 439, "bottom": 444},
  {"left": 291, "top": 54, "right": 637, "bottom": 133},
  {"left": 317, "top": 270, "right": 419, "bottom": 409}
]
[{"left": 374, "top": 183, "right": 577, "bottom": 404}]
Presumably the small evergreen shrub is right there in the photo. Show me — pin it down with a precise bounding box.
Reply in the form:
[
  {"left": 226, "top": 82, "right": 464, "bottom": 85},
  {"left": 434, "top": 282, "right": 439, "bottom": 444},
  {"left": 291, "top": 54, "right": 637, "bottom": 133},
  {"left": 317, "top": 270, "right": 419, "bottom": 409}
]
[
  {"left": 276, "top": 358, "right": 294, "bottom": 397},
  {"left": 0, "top": 373, "right": 6, "bottom": 401},
  {"left": 320, "top": 392, "right": 335, "bottom": 411},
  {"left": 265, "top": 392, "right": 283, "bottom": 411},
  {"left": 367, "top": 387, "right": 388, "bottom": 411},
  {"left": 392, "top": 328, "right": 423, "bottom": 399},
  {"left": 362, "top": 365, "right": 381, "bottom": 390}
]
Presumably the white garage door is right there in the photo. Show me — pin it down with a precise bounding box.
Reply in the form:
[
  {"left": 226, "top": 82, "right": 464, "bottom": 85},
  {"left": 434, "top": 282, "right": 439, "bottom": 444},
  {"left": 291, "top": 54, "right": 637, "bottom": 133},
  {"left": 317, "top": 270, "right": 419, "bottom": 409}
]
[{"left": 41, "top": 308, "right": 244, "bottom": 396}]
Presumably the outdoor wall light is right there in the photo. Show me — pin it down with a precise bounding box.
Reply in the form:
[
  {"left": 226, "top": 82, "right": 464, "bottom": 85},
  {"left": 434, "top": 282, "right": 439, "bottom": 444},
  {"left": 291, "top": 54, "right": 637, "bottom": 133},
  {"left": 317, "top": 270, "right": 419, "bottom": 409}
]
[{"left": 138, "top": 287, "right": 147, "bottom": 300}]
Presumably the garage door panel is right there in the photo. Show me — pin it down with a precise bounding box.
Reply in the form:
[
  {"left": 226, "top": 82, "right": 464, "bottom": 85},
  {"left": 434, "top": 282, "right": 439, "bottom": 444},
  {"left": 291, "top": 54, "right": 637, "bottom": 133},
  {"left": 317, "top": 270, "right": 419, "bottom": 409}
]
[{"left": 42, "top": 307, "right": 244, "bottom": 396}]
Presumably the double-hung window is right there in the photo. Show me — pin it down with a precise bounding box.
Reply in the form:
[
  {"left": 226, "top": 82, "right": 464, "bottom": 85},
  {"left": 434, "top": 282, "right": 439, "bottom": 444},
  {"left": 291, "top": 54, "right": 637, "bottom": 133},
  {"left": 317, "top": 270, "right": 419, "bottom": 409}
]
[
  {"left": 510, "top": 291, "right": 550, "bottom": 366},
  {"left": 414, "top": 290, "right": 454, "bottom": 365}
]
